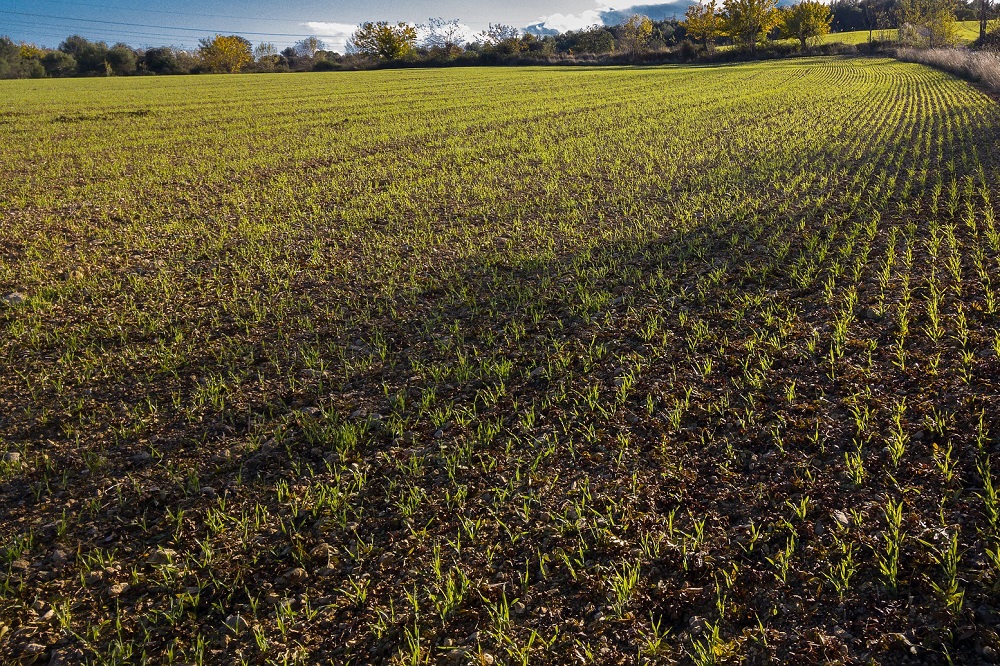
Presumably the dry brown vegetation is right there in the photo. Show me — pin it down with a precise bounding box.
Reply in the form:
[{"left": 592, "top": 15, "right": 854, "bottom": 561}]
[{"left": 897, "top": 47, "right": 1000, "bottom": 92}]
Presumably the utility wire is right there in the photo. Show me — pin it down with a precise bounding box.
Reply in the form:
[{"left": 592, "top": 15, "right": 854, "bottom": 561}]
[
  {"left": 1, "top": 18, "right": 212, "bottom": 43},
  {"left": 21, "top": 0, "right": 312, "bottom": 23},
  {"left": 0, "top": 9, "right": 321, "bottom": 37},
  {"left": 1, "top": 3, "right": 522, "bottom": 47},
  {"left": 10, "top": 1, "right": 505, "bottom": 27}
]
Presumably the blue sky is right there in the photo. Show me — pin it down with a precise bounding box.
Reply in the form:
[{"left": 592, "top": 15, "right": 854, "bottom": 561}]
[{"left": 0, "top": 0, "right": 689, "bottom": 51}]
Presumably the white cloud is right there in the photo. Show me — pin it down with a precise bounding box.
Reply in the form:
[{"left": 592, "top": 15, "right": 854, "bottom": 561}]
[
  {"left": 414, "top": 21, "right": 479, "bottom": 46},
  {"left": 303, "top": 22, "right": 359, "bottom": 53},
  {"left": 527, "top": 0, "right": 618, "bottom": 34},
  {"left": 528, "top": 1, "right": 691, "bottom": 34},
  {"left": 530, "top": 9, "right": 607, "bottom": 33}
]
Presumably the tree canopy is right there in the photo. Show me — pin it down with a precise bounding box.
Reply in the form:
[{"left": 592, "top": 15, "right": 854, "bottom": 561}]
[
  {"left": 198, "top": 35, "right": 253, "bottom": 73},
  {"left": 0, "top": 37, "right": 43, "bottom": 78},
  {"left": 685, "top": 1, "right": 724, "bottom": 46},
  {"left": 294, "top": 37, "right": 326, "bottom": 58},
  {"left": 58, "top": 35, "right": 110, "bottom": 75},
  {"left": 349, "top": 22, "right": 418, "bottom": 60},
  {"left": 478, "top": 24, "right": 525, "bottom": 54},
  {"left": 781, "top": 1, "right": 834, "bottom": 47},
  {"left": 421, "top": 17, "right": 468, "bottom": 52},
  {"left": 724, "top": 0, "right": 781, "bottom": 49},
  {"left": 897, "top": 0, "right": 959, "bottom": 45},
  {"left": 618, "top": 15, "right": 655, "bottom": 55}
]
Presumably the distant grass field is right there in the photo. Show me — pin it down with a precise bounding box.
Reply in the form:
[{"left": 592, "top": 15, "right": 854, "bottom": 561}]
[
  {"left": 823, "top": 19, "right": 983, "bottom": 44},
  {"left": 1, "top": 58, "right": 1000, "bottom": 664}
]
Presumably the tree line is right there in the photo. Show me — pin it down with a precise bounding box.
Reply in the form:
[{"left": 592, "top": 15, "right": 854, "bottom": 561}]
[
  {"left": 831, "top": 0, "right": 994, "bottom": 38},
  {"left": 0, "top": 0, "right": 996, "bottom": 80},
  {"left": 684, "top": 0, "right": 995, "bottom": 50}
]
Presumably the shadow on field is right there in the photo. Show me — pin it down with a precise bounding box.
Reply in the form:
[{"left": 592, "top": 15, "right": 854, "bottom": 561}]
[{"left": 3, "top": 67, "right": 1000, "bottom": 665}]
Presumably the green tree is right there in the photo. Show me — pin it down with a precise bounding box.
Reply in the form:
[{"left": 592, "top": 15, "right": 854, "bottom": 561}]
[
  {"left": 142, "top": 47, "right": 182, "bottom": 74},
  {"left": 685, "top": 1, "right": 723, "bottom": 47},
  {"left": 58, "top": 35, "right": 109, "bottom": 75},
  {"left": 724, "top": 0, "right": 780, "bottom": 50},
  {"left": 618, "top": 14, "right": 655, "bottom": 56},
  {"left": 781, "top": 1, "right": 833, "bottom": 47},
  {"left": 0, "top": 37, "right": 43, "bottom": 79},
  {"left": 575, "top": 27, "right": 617, "bottom": 53},
  {"left": 42, "top": 50, "right": 77, "bottom": 77},
  {"left": 898, "top": 0, "right": 959, "bottom": 46},
  {"left": 106, "top": 43, "right": 137, "bottom": 75},
  {"left": 198, "top": 35, "right": 253, "bottom": 73},
  {"left": 349, "top": 22, "right": 418, "bottom": 60},
  {"left": 591, "top": 30, "right": 618, "bottom": 53},
  {"left": 294, "top": 36, "right": 326, "bottom": 58}
]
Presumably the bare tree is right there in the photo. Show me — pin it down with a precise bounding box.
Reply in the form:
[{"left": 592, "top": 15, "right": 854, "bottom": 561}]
[
  {"left": 254, "top": 42, "right": 278, "bottom": 61},
  {"left": 420, "top": 17, "right": 466, "bottom": 50},
  {"left": 478, "top": 24, "right": 524, "bottom": 54},
  {"left": 294, "top": 36, "right": 326, "bottom": 58}
]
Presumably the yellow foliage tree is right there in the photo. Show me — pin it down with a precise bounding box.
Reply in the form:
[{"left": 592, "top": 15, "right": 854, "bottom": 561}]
[
  {"left": 897, "top": 0, "right": 959, "bottom": 47},
  {"left": 685, "top": 1, "right": 723, "bottom": 47},
  {"left": 198, "top": 34, "right": 253, "bottom": 73},
  {"left": 349, "top": 22, "right": 418, "bottom": 60},
  {"left": 619, "top": 14, "right": 655, "bottom": 56},
  {"left": 724, "top": 0, "right": 780, "bottom": 50},
  {"left": 19, "top": 43, "right": 44, "bottom": 60},
  {"left": 781, "top": 1, "right": 832, "bottom": 48}
]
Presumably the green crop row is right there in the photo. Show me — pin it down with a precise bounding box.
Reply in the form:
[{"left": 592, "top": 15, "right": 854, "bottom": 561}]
[{"left": 1, "top": 57, "right": 999, "bottom": 664}]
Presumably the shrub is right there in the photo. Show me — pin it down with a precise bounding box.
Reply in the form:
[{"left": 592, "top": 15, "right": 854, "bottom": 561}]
[
  {"left": 58, "top": 35, "right": 108, "bottom": 75},
  {"left": 974, "top": 29, "right": 1000, "bottom": 52},
  {"left": 42, "top": 50, "right": 78, "bottom": 77},
  {"left": 312, "top": 59, "right": 339, "bottom": 72},
  {"left": 141, "top": 48, "right": 182, "bottom": 75},
  {"left": 106, "top": 44, "right": 137, "bottom": 76},
  {"left": 0, "top": 36, "right": 44, "bottom": 79},
  {"left": 679, "top": 39, "right": 700, "bottom": 60}
]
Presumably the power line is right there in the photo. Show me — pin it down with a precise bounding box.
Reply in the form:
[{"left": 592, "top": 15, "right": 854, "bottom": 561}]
[
  {"left": 11, "top": 1, "right": 507, "bottom": 28},
  {"left": 4, "top": 16, "right": 208, "bottom": 37},
  {"left": 21, "top": 0, "right": 314, "bottom": 24},
  {"left": 0, "top": 9, "right": 321, "bottom": 37},
  {"left": 0, "top": 17, "right": 311, "bottom": 49},
  {"left": 0, "top": 3, "right": 524, "bottom": 48},
  {"left": 1, "top": 18, "right": 208, "bottom": 44},
  {"left": 1, "top": 21, "right": 238, "bottom": 47}
]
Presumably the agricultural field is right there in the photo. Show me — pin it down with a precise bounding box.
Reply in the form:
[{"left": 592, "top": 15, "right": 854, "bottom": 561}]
[
  {"left": 1, "top": 57, "right": 999, "bottom": 664},
  {"left": 820, "top": 20, "right": 984, "bottom": 45}
]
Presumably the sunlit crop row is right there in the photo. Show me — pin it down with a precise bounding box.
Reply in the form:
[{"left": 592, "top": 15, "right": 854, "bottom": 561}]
[{"left": 1, "top": 58, "right": 999, "bottom": 664}]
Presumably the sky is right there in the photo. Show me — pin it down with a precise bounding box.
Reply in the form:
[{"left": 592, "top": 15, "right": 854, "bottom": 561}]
[{"left": 0, "top": 0, "right": 691, "bottom": 51}]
